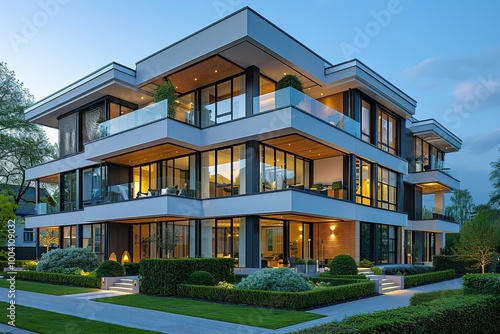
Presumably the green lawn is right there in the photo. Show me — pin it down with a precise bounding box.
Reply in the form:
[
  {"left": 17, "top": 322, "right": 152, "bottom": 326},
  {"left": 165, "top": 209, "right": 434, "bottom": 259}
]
[
  {"left": 95, "top": 294, "right": 324, "bottom": 329},
  {"left": 0, "top": 301, "right": 161, "bottom": 334},
  {"left": 0, "top": 279, "right": 100, "bottom": 295}
]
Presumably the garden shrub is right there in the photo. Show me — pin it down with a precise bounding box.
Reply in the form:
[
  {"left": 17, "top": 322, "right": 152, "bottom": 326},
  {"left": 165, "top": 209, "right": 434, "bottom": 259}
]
[
  {"left": 308, "top": 277, "right": 368, "bottom": 286},
  {"left": 409, "top": 289, "right": 463, "bottom": 306},
  {"left": 328, "top": 254, "right": 357, "bottom": 275},
  {"left": 371, "top": 266, "right": 382, "bottom": 275},
  {"left": 21, "top": 260, "right": 38, "bottom": 271},
  {"left": 296, "top": 294, "right": 500, "bottom": 334},
  {"left": 319, "top": 273, "right": 367, "bottom": 279},
  {"left": 48, "top": 267, "right": 83, "bottom": 275},
  {"left": 0, "top": 260, "right": 24, "bottom": 270},
  {"left": 178, "top": 281, "right": 375, "bottom": 310},
  {"left": 96, "top": 260, "right": 125, "bottom": 278},
  {"left": 124, "top": 262, "right": 140, "bottom": 275},
  {"left": 236, "top": 268, "right": 312, "bottom": 292},
  {"left": 140, "top": 258, "right": 234, "bottom": 296},
  {"left": 463, "top": 273, "right": 500, "bottom": 295},
  {"left": 433, "top": 255, "right": 479, "bottom": 275},
  {"left": 383, "top": 265, "right": 433, "bottom": 275},
  {"left": 234, "top": 274, "right": 247, "bottom": 284},
  {"left": 36, "top": 248, "right": 99, "bottom": 272},
  {"left": 187, "top": 271, "right": 215, "bottom": 286},
  {"left": 404, "top": 269, "right": 455, "bottom": 288},
  {"left": 359, "top": 259, "right": 374, "bottom": 268},
  {"left": 11, "top": 270, "right": 100, "bottom": 288}
]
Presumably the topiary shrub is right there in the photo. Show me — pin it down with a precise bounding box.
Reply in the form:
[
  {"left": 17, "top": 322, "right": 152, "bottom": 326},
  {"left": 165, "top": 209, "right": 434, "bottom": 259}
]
[
  {"left": 187, "top": 270, "right": 215, "bottom": 286},
  {"left": 235, "top": 267, "right": 313, "bottom": 292},
  {"left": 96, "top": 260, "right": 125, "bottom": 278},
  {"left": 328, "top": 254, "right": 358, "bottom": 275},
  {"left": 276, "top": 74, "right": 303, "bottom": 92},
  {"left": 371, "top": 266, "right": 382, "bottom": 275},
  {"left": 359, "top": 259, "right": 374, "bottom": 268},
  {"left": 36, "top": 248, "right": 99, "bottom": 272}
]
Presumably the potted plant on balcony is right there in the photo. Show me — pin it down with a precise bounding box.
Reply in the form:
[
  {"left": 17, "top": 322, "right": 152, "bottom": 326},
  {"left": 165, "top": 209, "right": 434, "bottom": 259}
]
[
  {"left": 415, "top": 154, "right": 429, "bottom": 171},
  {"left": 296, "top": 259, "right": 306, "bottom": 273},
  {"left": 276, "top": 74, "right": 304, "bottom": 109},
  {"left": 306, "top": 259, "right": 317, "bottom": 274},
  {"left": 154, "top": 79, "right": 178, "bottom": 119},
  {"left": 331, "top": 181, "right": 342, "bottom": 198}
]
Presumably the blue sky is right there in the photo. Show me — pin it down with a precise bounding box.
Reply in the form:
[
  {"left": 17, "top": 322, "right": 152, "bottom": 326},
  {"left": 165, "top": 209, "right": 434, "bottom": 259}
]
[{"left": 1, "top": 0, "right": 499, "bottom": 205}]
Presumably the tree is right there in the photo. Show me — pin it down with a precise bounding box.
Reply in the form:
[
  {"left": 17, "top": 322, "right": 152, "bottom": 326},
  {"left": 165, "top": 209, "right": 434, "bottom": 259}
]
[
  {"left": 0, "top": 193, "right": 17, "bottom": 252},
  {"left": 152, "top": 225, "right": 181, "bottom": 258},
  {"left": 457, "top": 205, "right": 500, "bottom": 274},
  {"left": 39, "top": 227, "right": 59, "bottom": 253},
  {"left": 445, "top": 189, "right": 475, "bottom": 226},
  {"left": 0, "top": 62, "right": 56, "bottom": 211},
  {"left": 490, "top": 148, "right": 500, "bottom": 209}
]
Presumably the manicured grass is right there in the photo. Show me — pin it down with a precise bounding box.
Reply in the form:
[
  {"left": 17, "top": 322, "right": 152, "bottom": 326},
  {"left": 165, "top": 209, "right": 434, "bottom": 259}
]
[
  {"left": 95, "top": 294, "right": 324, "bottom": 329},
  {"left": 0, "top": 301, "right": 161, "bottom": 334},
  {"left": 0, "top": 278, "right": 100, "bottom": 295}
]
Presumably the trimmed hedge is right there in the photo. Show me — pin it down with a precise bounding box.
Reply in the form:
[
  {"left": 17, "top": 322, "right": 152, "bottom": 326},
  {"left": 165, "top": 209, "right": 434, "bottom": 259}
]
[
  {"left": 328, "top": 254, "right": 358, "bottom": 275},
  {"left": 140, "top": 258, "right": 234, "bottom": 296},
  {"left": 433, "top": 255, "right": 480, "bottom": 275},
  {"left": 409, "top": 289, "right": 463, "bottom": 306},
  {"left": 463, "top": 273, "right": 500, "bottom": 295},
  {"left": 296, "top": 294, "right": 500, "bottom": 334},
  {"left": 124, "top": 262, "right": 140, "bottom": 276},
  {"left": 6, "top": 271, "right": 100, "bottom": 288},
  {"left": 319, "top": 273, "right": 368, "bottom": 279},
  {"left": 383, "top": 265, "right": 433, "bottom": 275},
  {"left": 0, "top": 260, "right": 26, "bottom": 269},
  {"left": 187, "top": 271, "right": 216, "bottom": 286},
  {"left": 177, "top": 281, "right": 375, "bottom": 310},
  {"left": 308, "top": 277, "right": 369, "bottom": 286},
  {"left": 96, "top": 260, "right": 125, "bottom": 278},
  {"left": 404, "top": 269, "right": 455, "bottom": 288}
]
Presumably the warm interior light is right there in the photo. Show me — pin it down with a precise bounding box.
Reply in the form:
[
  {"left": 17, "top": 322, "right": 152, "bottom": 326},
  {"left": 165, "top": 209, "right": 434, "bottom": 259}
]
[{"left": 109, "top": 252, "right": 117, "bottom": 261}]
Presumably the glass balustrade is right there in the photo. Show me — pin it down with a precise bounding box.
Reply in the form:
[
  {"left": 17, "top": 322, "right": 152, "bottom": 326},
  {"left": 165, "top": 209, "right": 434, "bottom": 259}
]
[{"left": 253, "top": 87, "right": 360, "bottom": 137}]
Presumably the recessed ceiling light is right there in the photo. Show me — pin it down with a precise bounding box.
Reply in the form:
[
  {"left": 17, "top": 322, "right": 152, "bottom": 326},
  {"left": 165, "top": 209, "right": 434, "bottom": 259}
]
[
  {"left": 141, "top": 96, "right": 144, "bottom": 100},
  {"left": 214, "top": 70, "right": 218, "bottom": 73},
  {"left": 320, "top": 93, "right": 324, "bottom": 96},
  {"left": 175, "top": 150, "right": 178, "bottom": 153},
  {"left": 283, "top": 72, "right": 287, "bottom": 75},
  {"left": 194, "top": 78, "right": 198, "bottom": 81}
]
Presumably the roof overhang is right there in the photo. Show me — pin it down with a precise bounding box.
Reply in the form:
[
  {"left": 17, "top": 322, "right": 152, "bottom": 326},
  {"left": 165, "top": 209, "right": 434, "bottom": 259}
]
[
  {"left": 408, "top": 119, "right": 462, "bottom": 152},
  {"left": 24, "top": 63, "right": 149, "bottom": 128},
  {"left": 324, "top": 59, "right": 417, "bottom": 119}
]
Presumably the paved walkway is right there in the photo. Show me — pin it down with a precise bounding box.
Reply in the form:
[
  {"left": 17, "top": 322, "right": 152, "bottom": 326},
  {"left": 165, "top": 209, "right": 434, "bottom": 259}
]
[{"left": 0, "top": 278, "right": 462, "bottom": 334}]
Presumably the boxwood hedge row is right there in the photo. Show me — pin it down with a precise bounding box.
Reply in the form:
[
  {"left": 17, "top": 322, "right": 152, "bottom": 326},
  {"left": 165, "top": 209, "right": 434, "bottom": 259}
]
[
  {"left": 6, "top": 271, "right": 100, "bottom": 288},
  {"left": 404, "top": 269, "right": 455, "bottom": 288},
  {"left": 140, "top": 258, "right": 234, "bottom": 296},
  {"left": 463, "top": 273, "right": 500, "bottom": 295},
  {"left": 296, "top": 294, "right": 500, "bottom": 334},
  {"left": 177, "top": 281, "right": 375, "bottom": 310},
  {"left": 433, "top": 255, "right": 479, "bottom": 275}
]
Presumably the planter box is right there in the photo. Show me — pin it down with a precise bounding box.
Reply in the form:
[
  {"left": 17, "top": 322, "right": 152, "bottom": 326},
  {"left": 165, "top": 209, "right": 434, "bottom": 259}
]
[
  {"left": 306, "top": 264, "right": 317, "bottom": 274},
  {"left": 296, "top": 264, "right": 306, "bottom": 273}
]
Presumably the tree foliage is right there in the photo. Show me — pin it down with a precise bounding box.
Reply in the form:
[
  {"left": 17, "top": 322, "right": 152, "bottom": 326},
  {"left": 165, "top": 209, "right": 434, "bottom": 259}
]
[
  {"left": 457, "top": 205, "right": 500, "bottom": 274},
  {"left": 0, "top": 193, "right": 17, "bottom": 248},
  {"left": 446, "top": 189, "right": 475, "bottom": 226},
  {"left": 0, "top": 62, "right": 56, "bottom": 209},
  {"left": 490, "top": 148, "right": 500, "bottom": 209}
]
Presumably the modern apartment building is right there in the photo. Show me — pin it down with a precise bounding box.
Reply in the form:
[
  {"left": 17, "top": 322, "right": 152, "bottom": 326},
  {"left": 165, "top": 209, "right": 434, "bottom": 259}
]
[{"left": 24, "top": 7, "right": 461, "bottom": 267}]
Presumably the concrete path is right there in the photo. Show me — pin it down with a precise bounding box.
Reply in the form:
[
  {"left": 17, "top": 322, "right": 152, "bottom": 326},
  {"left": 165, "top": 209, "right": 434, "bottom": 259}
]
[{"left": 0, "top": 278, "right": 462, "bottom": 334}]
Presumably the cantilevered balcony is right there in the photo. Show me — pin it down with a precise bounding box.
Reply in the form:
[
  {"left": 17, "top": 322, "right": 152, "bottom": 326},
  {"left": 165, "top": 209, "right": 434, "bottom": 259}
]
[{"left": 254, "top": 87, "right": 360, "bottom": 138}]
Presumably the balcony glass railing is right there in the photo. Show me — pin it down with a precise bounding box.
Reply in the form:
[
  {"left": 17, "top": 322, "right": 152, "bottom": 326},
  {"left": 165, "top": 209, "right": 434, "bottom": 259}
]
[
  {"left": 253, "top": 87, "right": 360, "bottom": 137},
  {"left": 415, "top": 160, "right": 457, "bottom": 178},
  {"left": 417, "top": 207, "right": 456, "bottom": 223},
  {"left": 98, "top": 100, "right": 168, "bottom": 138}
]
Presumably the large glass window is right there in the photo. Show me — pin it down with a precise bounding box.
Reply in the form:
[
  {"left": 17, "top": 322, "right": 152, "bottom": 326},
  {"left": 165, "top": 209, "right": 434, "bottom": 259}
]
[
  {"left": 260, "top": 144, "right": 310, "bottom": 191},
  {"left": 378, "top": 167, "right": 398, "bottom": 211},
  {"left": 82, "top": 104, "right": 105, "bottom": 146},
  {"left": 200, "top": 74, "right": 246, "bottom": 127},
  {"left": 59, "top": 112, "right": 78, "bottom": 157},
  {"left": 62, "top": 225, "right": 76, "bottom": 248},
  {"left": 62, "top": 171, "right": 77, "bottom": 211},
  {"left": 414, "top": 137, "right": 444, "bottom": 172},
  {"left": 361, "top": 99, "right": 372, "bottom": 143},
  {"left": 201, "top": 144, "right": 246, "bottom": 198},
  {"left": 378, "top": 108, "right": 398, "bottom": 155},
  {"left": 356, "top": 158, "right": 372, "bottom": 205},
  {"left": 82, "top": 166, "right": 107, "bottom": 206},
  {"left": 260, "top": 220, "right": 284, "bottom": 268},
  {"left": 175, "top": 92, "right": 198, "bottom": 126}
]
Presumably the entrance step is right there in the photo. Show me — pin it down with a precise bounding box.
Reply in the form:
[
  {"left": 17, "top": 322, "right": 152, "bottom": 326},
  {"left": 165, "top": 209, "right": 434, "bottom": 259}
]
[
  {"left": 358, "top": 267, "right": 374, "bottom": 275},
  {"left": 379, "top": 278, "right": 401, "bottom": 293},
  {"left": 108, "top": 278, "right": 136, "bottom": 294}
]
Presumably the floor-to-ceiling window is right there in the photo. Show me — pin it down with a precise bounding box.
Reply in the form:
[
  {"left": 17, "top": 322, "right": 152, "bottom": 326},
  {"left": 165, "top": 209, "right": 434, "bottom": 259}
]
[
  {"left": 360, "top": 222, "right": 374, "bottom": 261},
  {"left": 200, "top": 74, "right": 246, "bottom": 127},
  {"left": 200, "top": 218, "right": 246, "bottom": 267},
  {"left": 62, "top": 171, "right": 77, "bottom": 211},
  {"left": 361, "top": 99, "right": 372, "bottom": 143},
  {"left": 356, "top": 158, "right": 372, "bottom": 205},
  {"left": 260, "top": 144, "right": 310, "bottom": 191},
  {"left": 201, "top": 144, "right": 246, "bottom": 198},
  {"left": 361, "top": 222, "right": 398, "bottom": 264},
  {"left": 378, "top": 108, "right": 398, "bottom": 155},
  {"left": 377, "top": 166, "right": 398, "bottom": 211}
]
